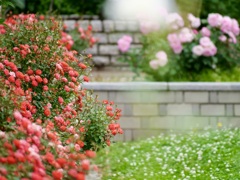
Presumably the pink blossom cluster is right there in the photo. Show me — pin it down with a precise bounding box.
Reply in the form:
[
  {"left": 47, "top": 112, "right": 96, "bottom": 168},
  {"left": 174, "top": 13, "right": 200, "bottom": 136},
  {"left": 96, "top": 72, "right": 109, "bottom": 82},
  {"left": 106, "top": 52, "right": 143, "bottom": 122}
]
[
  {"left": 192, "top": 37, "right": 217, "bottom": 56},
  {"left": 168, "top": 27, "right": 195, "bottom": 54},
  {"left": 166, "top": 13, "right": 184, "bottom": 30},
  {"left": 117, "top": 35, "right": 133, "bottom": 53},
  {"left": 139, "top": 21, "right": 160, "bottom": 34},
  {"left": 208, "top": 13, "right": 239, "bottom": 43},
  {"left": 188, "top": 14, "right": 201, "bottom": 28},
  {"left": 149, "top": 51, "right": 168, "bottom": 69}
]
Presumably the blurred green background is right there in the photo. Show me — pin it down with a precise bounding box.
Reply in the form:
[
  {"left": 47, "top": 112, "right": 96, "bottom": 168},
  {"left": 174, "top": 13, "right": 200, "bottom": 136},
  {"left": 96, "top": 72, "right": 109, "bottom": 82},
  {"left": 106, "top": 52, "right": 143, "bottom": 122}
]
[{"left": 4, "top": 0, "right": 240, "bottom": 21}]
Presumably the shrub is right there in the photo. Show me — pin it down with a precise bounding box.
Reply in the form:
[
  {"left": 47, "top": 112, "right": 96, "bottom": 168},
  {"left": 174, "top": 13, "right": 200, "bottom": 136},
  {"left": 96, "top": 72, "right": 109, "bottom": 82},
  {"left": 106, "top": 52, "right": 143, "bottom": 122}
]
[
  {"left": 118, "top": 11, "right": 240, "bottom": 81},
  {"left": 0, "top": 13, "right": 122, "bottom": 179},
  {"left": 62, "top": 22, "right": 98, "bottom": 54}
]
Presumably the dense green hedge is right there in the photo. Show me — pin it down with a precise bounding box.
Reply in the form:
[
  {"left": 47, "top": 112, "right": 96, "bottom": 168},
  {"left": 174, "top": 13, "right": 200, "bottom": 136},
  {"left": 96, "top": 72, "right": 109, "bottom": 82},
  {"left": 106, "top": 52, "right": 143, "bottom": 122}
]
[
  {"left": 9, "top": 0, "right": 105, "bottom": 17},
  {"left": 201, "top": 0, "right": 240, "bottom": 20}
]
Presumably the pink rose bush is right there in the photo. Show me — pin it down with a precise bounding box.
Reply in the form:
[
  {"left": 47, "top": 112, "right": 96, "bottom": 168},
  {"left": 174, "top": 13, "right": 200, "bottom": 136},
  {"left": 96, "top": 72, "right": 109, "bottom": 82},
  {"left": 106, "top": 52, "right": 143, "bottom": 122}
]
[{"left": 117, "top": 10, "right": 240, "bottom": 81}]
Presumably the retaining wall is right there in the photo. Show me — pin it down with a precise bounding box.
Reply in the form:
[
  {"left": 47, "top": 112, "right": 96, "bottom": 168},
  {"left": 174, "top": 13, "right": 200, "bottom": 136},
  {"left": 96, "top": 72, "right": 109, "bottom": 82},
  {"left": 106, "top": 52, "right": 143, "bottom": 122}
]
[
  {"left": 83, "top": 82, "right": 240, "bottom": 141},
  {"left": 63, "top": 16, "right": 141, "bottom": 69}
]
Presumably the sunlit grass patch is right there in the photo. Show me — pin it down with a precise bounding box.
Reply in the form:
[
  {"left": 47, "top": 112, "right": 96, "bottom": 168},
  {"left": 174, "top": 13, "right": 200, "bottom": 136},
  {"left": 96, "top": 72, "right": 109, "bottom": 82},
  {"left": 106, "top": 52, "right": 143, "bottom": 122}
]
[{"left": 95, "top": 128, "right": 240, "bottom": 180}]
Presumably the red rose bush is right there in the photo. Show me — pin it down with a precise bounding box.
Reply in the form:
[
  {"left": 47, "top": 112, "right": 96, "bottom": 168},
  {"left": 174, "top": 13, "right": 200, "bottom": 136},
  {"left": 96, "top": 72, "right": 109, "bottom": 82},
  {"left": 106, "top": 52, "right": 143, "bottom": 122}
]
[{"left": 0, "top": 14, "right": 122, "bottom": 179}]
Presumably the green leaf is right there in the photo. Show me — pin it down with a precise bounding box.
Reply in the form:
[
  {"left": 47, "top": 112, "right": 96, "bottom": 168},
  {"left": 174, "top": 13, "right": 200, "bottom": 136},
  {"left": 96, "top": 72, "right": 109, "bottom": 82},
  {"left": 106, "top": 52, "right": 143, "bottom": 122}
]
[
  {"left": 12, "top": 0, "right": 25, "bottom": 9},
  {"left": 0, "top": 19, "right": 4, "bottom": 24}
]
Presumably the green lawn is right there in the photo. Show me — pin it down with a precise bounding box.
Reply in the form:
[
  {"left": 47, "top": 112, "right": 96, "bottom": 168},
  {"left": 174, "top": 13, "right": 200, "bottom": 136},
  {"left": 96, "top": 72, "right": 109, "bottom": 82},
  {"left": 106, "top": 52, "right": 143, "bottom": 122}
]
[{"left": 95, "top": 128, "right": 240, "bottom": 180}]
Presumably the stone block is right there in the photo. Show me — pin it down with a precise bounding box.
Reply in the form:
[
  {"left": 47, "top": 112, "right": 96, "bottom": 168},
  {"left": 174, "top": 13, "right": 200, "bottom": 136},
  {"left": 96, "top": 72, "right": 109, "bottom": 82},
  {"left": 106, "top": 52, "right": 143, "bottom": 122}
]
[
  {"left": 103, "top": 20, "right": 115, "bottom": 32},
  {"left": 92, "top": 56, "right": 110, "bottom": 66},
  {"left": 84, "top": 45, "right": 98, "bottom": 55},
  {"left": 115, "top": 92, "right": 141, "bottom": 103},
  {"left": 99, "top": 45, "right": 119, "bottom": 55},
  {"left": 78, "top": 20, "right": 90, "bottom": 29},
  {"left": 124, "top": 129, "right": 133, "bottom": 141},
  {"left": 119, "top": 116, "right": 141, "bottom": 129},
  {"left": 159, "top": 104, "right": 167, "bottom": 115},
  {"left": 123, "top": 104, "right": 133, "bottom": 116},
  {"left": 218, "top": 92, "right": 240, "bottom": 103},
  {"left": 175, "top": 116, "right": 209, "bottom": 130},
  {"left": 92, "top": 91, "right": 108, "bottom": 101},
  {"left": 90, "top": 20, "right": 102, "bottom": 32},
  {"left": 210, "top": 92, "right": 218, "bottom": 103},
  {"left": 209, "top": 117, "right": 218, "bottom": 128},
  {"left": 234, "top": 105, "right": 240, "bottom": 116},
  {"left": 201, "top": 104, "right": 225, "bottom": 116},
  {"left": 175, "top": 92, "right": 183, "bottom": 103},
  {"left": 93, "top": 33, "right": 108, "bottom": 43},
  {"left": 184, "top": 92, "right": 209, "bottom": 103},
  {"left": 108, "top": 92, "right": 116, "bottom": 102},
  {"left": 126, "top": 21, "right": 139, "bottom": 32},
  {"left": 133, "top": 33, "right": 142, "bottom": 43},
  {"left": 226, "top": 104, "right": 234, "bottom": 116},
  {"left": 217, "top": 117, "right": 230, "bottom": 128},
  {"left": 140, "top": 91, "right": 175, "bottom": 103},
  {"left": 115, "top": 21, "right": 127, "bottom": 31},
  {"left": 113, "top": 134, "right": 124, "bottom": 142},
  {"left": 228, "top": 117, "right": 240, "bottom": 128},
  {"left": 192, "top": 104, "right": 200, "bottom": 115},
  {"left": 108, "top": 33, "right": 132, "bottom": 43},
  {"left": 141, "top": 116, "right": 175, "bottom": 129},
  {"left": 167, "top": 104, "right": 193, "bottom": 116},
  {"left": 132, "top": 104, "right": 158, "bottom": 116},
  {"left": 64, "top": 20, "right": 76, "bottom": 31}
]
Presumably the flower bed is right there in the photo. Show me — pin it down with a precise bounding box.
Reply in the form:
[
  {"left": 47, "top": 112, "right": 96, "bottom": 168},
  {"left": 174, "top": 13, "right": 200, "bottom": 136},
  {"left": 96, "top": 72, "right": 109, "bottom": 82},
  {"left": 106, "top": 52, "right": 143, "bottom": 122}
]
[{"left": 95, "top": 128, "right": 240, "bottom": 179}]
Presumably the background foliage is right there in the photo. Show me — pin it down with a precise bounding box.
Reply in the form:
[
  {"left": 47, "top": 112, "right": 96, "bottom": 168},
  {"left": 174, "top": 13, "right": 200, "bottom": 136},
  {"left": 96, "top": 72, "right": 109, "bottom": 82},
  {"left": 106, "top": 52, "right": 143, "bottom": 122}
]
[{"left": 4, "top": 0, "right": 240, "bottom": 21}]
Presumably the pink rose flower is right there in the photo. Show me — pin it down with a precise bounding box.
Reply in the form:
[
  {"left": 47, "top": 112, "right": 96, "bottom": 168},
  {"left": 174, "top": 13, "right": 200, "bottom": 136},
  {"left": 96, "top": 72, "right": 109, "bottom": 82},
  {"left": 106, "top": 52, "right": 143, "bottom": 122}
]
[
  {"left": 13, "top": 110, "right": 23, "bottom": 121},
  {"left": 199, "top": 37, "right": 213, "bottom": 47},
  {"left": 155, "top": 51, "right": 168, "bottom": 66},
  {"left": 139, "top": 21, "right": 160, "bottom": 34},
  {"left": 117, "top": 35, "right": 133, "bottom": 53},
  {"left": 166, "top": 13, "right": 184, "bottom": 30},
  {"left": 167, "top": 33, "right": 183, "bottom": 54},
  {"left": 199, "top": 37, "right": 217, "bottom": 56},
  {"left": 220, "top": 16, "right": 232, "bottom": 34},
  {"left": 207, "top": 13, "right": 223, "bottom": 27},
  {"left": 219, "top": 35, "right": 227, "bottom": 42},
  {"left": 192, "top": 45, "right": 204, "bottom": 56},
  {"left": 149, "top": 51, "right": 168, "bottom": 69},
  {"left": 178, "top": 28, "right": 195, "bottom": 43},
  {"left": 203, "top": 46, "right": 217, "bottom": 57},
  {"left": 188, "top": 13, "right": 201, "bottom": 28},
  {"left": 149, "top": 60, "right": 160, "bottom": 70},
  {"left": 201, "top": 27, "right": 211, "bottom": 37},
  {"left": 231, "top": 19, "right": 240, "bottom": 36},
  {"left": 228, "top": 32, "right": 237, "bottom": 44}
]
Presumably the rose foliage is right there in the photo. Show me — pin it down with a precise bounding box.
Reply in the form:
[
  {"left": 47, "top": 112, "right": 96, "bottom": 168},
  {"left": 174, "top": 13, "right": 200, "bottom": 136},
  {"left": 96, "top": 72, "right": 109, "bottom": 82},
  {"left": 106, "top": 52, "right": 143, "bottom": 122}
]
[
  {"left": 0, "top": 14, "right": 122, "bottom": 179},
  {"left": 118, "top": 11, "right": 240, "bottom": 81}
]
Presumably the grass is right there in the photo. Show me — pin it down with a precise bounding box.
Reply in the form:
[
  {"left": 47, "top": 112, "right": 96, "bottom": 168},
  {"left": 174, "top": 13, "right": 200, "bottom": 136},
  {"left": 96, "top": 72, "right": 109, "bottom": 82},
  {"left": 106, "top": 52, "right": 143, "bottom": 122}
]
[{"left": 95, "top": 128, "right": 240, "bottom": 180}]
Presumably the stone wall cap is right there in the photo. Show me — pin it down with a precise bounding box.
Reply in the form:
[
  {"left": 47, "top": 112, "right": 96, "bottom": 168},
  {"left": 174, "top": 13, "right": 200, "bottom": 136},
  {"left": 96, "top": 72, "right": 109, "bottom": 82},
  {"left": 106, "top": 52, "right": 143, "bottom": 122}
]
[
  {"left": 82, "top": 82, "right": 168, "bottom": 91},
  {"left": 83, "top": 82, "right": 240, "bottom": 91},
  {"left": 168, "top": 82, "right": 240, "bottom": 91}
]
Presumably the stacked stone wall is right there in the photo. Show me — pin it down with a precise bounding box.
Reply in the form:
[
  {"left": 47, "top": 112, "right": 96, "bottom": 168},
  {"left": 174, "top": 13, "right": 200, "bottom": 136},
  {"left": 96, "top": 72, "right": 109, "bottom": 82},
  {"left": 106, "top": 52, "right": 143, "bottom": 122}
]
[{"left": 63, "top": 16, "right": 142, "bottom": 69}]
